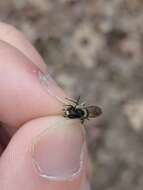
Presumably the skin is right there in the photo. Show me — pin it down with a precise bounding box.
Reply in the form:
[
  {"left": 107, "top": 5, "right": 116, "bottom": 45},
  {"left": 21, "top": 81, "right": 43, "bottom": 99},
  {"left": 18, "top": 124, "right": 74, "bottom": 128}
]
[{"left": 0, "top": 22, "right": 91, "bottom": 190}]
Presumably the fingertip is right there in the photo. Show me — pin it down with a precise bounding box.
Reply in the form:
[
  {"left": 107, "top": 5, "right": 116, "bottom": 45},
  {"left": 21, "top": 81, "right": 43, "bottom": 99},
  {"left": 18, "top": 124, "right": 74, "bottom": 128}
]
[
  {"left": 32, "top": 117, "right": 85, "bottom": 180},
  {"left": 0, "top": 116, "right": 87, "bottom": 190},
  {"left": 0, "top": 40, "right": 66, "bottom": 127}
]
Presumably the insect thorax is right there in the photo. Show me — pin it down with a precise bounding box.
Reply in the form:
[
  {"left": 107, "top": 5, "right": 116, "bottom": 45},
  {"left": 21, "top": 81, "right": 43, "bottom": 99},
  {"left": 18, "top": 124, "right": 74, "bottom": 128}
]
[{"left": 65, "top": 105, "right": 88, "bottom": 119}]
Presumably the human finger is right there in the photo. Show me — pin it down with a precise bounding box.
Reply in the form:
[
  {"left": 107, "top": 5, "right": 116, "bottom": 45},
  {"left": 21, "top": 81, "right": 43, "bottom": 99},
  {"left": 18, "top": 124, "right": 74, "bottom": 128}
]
[
  {"left": 0, "top": 22, "right": 46, "bottom": 71},
  {"left": 0, "top": 40, "right": 66, "bottom": 129},
  {"left": 0, "top": 116, "right": 88, "bottom": 190}
]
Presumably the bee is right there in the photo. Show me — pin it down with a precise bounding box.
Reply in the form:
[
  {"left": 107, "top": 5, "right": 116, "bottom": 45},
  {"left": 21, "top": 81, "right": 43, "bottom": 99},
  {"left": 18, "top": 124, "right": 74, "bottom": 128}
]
[
  {"left": 63, "top": 96, "right": 102, "bottom": 123},
  {"left": 39, "top": 72, "right": 102, "bottom": 123}
]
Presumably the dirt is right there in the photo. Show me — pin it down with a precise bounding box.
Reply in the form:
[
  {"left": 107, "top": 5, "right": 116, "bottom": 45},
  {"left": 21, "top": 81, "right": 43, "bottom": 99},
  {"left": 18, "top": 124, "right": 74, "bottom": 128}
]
[{"left": 1, "top": 0, "right": 143, "bottom": 189}]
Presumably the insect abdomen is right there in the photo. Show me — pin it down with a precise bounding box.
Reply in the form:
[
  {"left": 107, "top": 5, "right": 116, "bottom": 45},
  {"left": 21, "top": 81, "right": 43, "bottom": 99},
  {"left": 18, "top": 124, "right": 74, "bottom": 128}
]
[{"left": 87, "top": 106, "right": 102, "bottom": 118}]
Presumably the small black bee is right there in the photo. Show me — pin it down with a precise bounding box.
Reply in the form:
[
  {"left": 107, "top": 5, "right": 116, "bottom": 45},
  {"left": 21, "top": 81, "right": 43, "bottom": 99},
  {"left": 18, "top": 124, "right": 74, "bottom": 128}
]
[
  {"left": 38, "top": 71, "right": 102, "bottom": 123},
  {"left": 63, "top": 96, "right": 102, "bottom": 123}
]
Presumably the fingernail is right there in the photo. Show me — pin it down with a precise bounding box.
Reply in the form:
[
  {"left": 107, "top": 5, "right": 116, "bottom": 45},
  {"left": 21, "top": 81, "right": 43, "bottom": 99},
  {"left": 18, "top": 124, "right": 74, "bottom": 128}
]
[
  {"left": 82, "top": 179, "right": 91, "bottom": 190},
  {"left": 32, "top": 118, "right": 85, "bottom": 180},
  {"left": 84, "top": 181, "right": 91, "bottom": 190}
]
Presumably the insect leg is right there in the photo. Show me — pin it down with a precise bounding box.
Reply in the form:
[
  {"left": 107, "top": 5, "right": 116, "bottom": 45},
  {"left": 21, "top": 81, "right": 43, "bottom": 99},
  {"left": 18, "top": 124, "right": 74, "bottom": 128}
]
[
  {"left": 74, "top": 96, "right": 81, "bottom": 108},
  {"left": 76, "top": 96, "right": 81, "bottom": 104},
  {"left": 80, "top": 118, "right": 85, "bottom": 124},
  {"left": 80, "top": 101, "right": 86, "bottom": 107}
]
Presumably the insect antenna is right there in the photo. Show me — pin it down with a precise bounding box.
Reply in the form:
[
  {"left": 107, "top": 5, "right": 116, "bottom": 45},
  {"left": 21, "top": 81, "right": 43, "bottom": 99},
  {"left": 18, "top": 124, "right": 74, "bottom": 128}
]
[
  {"left": 76, "top": 96, "right": 81, "bottom": 103},
  {"left": 65, "top": 97, "right": 78, "bottom": 104}
]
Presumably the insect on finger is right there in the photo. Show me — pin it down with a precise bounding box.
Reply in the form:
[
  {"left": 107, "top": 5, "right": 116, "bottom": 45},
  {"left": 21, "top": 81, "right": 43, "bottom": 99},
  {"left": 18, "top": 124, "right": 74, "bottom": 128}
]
[{"left": 38, "top": 71, "right": 102, "bottom": 124}]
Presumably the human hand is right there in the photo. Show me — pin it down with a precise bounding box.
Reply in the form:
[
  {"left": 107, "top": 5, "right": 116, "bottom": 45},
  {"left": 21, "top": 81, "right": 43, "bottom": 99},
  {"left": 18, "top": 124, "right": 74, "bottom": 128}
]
[{"left": 0, "top": 22, "right": 91, "bottom": 190}]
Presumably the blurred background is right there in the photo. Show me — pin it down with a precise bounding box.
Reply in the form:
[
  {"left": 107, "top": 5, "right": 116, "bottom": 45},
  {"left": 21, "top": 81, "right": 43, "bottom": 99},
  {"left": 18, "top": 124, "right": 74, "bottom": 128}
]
[{"left": 1, "top": 0, "right": 143, "bottom": 189}]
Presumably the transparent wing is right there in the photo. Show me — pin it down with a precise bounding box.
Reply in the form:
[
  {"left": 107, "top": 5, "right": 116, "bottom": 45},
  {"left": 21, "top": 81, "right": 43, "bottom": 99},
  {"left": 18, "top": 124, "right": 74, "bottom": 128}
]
[{"left": 38, "top": 70, "right": 67, "bottom": 104}]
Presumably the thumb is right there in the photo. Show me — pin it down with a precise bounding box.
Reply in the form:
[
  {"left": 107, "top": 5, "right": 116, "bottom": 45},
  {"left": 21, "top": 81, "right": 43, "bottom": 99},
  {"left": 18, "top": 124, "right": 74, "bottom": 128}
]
[{"left": 0, "top": 116, "right": 88, "bottom": 190}]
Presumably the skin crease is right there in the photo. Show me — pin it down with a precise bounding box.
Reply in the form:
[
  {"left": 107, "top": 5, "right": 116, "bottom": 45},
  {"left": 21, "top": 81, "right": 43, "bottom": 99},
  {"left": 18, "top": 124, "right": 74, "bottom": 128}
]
[{"left": 0, "top": 22, "right": 91, "bottom": 190}]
